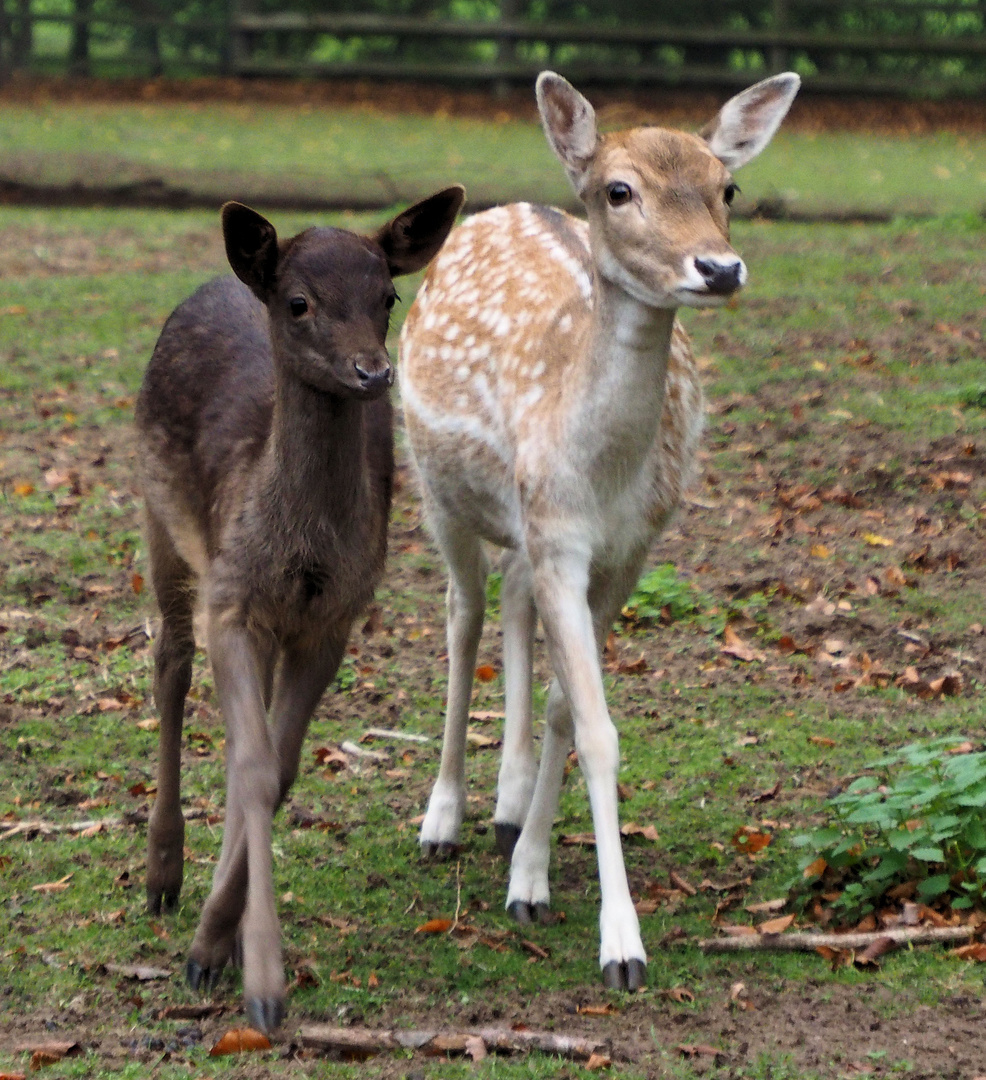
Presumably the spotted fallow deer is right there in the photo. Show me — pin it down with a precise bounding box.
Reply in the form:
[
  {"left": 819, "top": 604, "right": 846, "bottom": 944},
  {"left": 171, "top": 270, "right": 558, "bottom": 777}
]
[
  {"left": 135, "top": 186, "right": 465, "bottom": 1032},
  {"left": 398, "top": 72, "right": 799, "bottom": 989}
]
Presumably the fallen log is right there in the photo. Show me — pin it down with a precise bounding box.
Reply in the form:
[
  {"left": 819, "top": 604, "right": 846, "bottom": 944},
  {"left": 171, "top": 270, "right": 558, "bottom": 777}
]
[
  {"left": 697, "top": 925, "right": 979, "bottom": 953},
  {"left": 299, "top": 1024, "right": 608, "bottom": 1062}
]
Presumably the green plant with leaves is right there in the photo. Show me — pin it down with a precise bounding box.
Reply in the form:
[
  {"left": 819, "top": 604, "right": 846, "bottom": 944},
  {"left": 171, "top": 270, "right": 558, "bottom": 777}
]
[
  {"left": 789, "top": 738, "right": 986, "bottom": 918},
  {"left": 622, "top": 563, "right": 703, "bottom": 624}
]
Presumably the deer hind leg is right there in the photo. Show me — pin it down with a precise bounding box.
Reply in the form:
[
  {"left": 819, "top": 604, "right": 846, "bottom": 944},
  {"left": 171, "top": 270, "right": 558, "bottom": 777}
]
[
  {"left": 145, "top": 510, "right": 196, "bottom": 915},
  {"left": 421, "top": 521, "right": 487, "bottom": 859},
  {"left": 493, "top": 548, "right": 538, "bottom": 858}
]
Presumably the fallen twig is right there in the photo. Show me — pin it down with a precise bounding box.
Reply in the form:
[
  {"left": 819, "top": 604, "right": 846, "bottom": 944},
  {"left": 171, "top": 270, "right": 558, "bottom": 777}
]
[
  {"left": 697, "top": 925, "right": 979, "bottom": 953},
  {"left": 0, "top": 807, "right": 209, "bottom": 841},
  {"left": 362, "top": 727, "right": 430, "bottom": 743},
  {"left": 340, "top": 740, "right": 389, "bottom": 761},
  {"left": 299, "top": 1024, "right": 608, "bottom": 1062}
]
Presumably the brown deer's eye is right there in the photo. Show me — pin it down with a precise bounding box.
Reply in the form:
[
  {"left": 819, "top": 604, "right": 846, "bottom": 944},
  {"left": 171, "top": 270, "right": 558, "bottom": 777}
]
[
  {"left": 289, "top": 296, "right": 309, "bottom": 317},
  {"left": 606, "top": 181, "right": 633, "bottom": 206},
  {"left": 385, "top": 293, "right": 398, "bottom": 311},
  {"left": 724, "top": 183, "right": 740, "bottom": 206}
]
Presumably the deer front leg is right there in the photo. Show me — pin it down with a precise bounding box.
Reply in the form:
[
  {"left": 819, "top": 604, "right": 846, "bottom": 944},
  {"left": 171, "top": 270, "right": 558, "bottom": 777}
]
[
  {"left": 421, "top": 526, "right": 487, "bottom": 859},
  {"left": 511, "top": 548, "right": 646, "bottom": 990},
  {"left": 187, "top": 630, "right": 344, "bottom": 1032},
  {"left": 144, "top": 514, "right": 195, "bottom": 914},
  {"left": 187, "top": 619, "right": 282, "bottom": 1027},
  {"left": 493, "top": 548, "right": 538, "bottom": 858}
]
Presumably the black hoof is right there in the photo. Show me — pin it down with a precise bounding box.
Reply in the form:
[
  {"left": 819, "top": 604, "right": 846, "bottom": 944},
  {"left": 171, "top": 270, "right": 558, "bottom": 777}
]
[
  {"left": 507, "top": 900, "right": 553, "bottom": 925},
  {"left": 246, "top": 995, "right": 285, "bottom": 1034},
  {"left": 421, "top": 841, "right": 461, "bottom": 862},
  {"left": 602, "top": 958, "right": 647, "bottom": 991},
  {"left": 494, "top": 822, "right": 521, "bottom": 858},
  {"left": 146, "top": 887, "right": 180, "bottom": 916},
  {"left": 186, "top": 957, "right": 225, "bottom": 994}
]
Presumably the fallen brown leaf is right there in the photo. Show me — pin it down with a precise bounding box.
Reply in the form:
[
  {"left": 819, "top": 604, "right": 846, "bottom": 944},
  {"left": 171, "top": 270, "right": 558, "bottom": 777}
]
[
  {"left": 559, "top": 832, "right": 596, "bottom": 847},
  {"left": 816, "top": 944, "right": 853, "bottom": 970},
  {"left": 414, "top": 918, "right": 453, "bottom": 934},
  {"left": 520, "top": 939, "right": 550, "bottom": 959},
  {"left": 209, "top": 1028, "right": 272, "bottom": 1056},
  {"left": 721, "top": 624, "right": 765, "bottom": 663},
  {"left": 677, "top": 1043, "right": 724, "bottom": 1060},
  {"left": 951, "top": 942, "right": 986, "bottom": 962},
  {"left": 586, "top": 1052, "right": 612, "bottom": 1070},
  {"left": 577, "top": 1002, "right": 619, "bottom": 1016},
  {"left": 758, "top": 914, "right": 795, "bottom": 935},
  {"left": 475, "top": 664, "right": 497, "bottom": 682},
  {"left": 731, "top": 826, "right": 772, "bottom": 855},
  {"left": 31, "top": 874, "right": 73, "bottom": 893},
  {"left": 620, "top": 821, "right": 659, "bottom": 842}
]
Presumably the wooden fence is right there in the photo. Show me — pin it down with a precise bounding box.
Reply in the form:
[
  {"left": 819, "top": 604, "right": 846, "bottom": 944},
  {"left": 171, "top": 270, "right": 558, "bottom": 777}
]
[{"left": 1, "top": 1, "right": 984, "bottom": 96}]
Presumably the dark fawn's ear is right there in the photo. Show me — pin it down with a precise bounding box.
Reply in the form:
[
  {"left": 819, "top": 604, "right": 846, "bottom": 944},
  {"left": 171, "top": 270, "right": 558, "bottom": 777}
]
[
  {"left": 221, "top": 202, "right": 280, "bottom": 301},
  {"left": 698, "top": 72, "right": 801, "bottom": 172},
  {"left": 375, "top": 185, "right": 466, "bottom": 277},
  {"left": 535, "top": 70, "right": 598, "bottom": 195}
]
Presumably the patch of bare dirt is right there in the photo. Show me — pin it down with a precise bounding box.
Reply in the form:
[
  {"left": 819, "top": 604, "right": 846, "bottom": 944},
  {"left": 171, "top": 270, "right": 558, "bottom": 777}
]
[{"left": 3, "top": 977, "right": 986, "bottom": 1077}]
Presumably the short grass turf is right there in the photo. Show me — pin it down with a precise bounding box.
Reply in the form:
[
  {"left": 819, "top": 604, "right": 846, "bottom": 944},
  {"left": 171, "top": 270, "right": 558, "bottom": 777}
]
[{"left": 1, "top": 100, "right": 985, "bottom": 217}]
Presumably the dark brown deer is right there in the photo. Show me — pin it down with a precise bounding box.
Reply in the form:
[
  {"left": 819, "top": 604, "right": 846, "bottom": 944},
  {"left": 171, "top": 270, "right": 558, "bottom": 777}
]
[{"left": 135, "top": 187, "right": 465, "bottom": 1032}]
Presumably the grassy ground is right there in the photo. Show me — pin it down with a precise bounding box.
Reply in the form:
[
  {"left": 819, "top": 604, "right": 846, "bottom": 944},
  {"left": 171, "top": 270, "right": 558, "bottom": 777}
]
[
  {"left": 1, "top": 205, "right": 985, "bottom": 1078},
  {"left": 0, "top": 90, "right": 985, "bottom": 1078},
  {"left": 1, "top": 99, "right": 985, "bottom": 216}
]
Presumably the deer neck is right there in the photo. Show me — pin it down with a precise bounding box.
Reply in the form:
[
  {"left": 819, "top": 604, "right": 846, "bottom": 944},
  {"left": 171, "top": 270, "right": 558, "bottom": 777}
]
[
  {"left": 258, "top": 368, "right": 370, "bottom": 547},
  {"left": 573, "top": 270, "right": 678, "bottom": 468}
]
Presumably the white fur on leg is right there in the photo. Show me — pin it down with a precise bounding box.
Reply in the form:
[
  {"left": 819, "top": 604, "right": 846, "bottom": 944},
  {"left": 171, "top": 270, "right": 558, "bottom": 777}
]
[
  {"left": 495, "top": 549, "right": 538, "bottom": 832},
  {"left": 599, "top": 899, "right": 647, "bottom": 972},
  {"left": 419, "top": 777, "right": 466, "bottom": 848},
  {"left": 494, "top": 756, "right": 537, "bottom": 832},
  {"left": 504, "top": 682, "right": 572, "bottom": 910}
]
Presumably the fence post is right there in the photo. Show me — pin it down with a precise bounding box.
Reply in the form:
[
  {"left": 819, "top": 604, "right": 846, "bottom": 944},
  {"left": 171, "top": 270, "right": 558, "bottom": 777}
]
[
  {"left": 11, "top": 0, "right": 32, "bottom": 70},
  {"left": 224, "top": 0, "right": 255, "bottom": 75},
  {"left": 771, "top": 0, "right": 789, "bottom": 73},
  {"left": 494, "top": 0, "right": 517, "bottom": 98},
  {"left": 69, "top": 0, "right": 94, "bottom": 76}
]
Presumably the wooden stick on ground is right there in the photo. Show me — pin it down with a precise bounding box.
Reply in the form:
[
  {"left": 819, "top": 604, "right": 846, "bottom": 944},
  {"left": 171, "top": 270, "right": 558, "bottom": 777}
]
[
  {"left": 299, "top": 1024, "right": 608, "bottom": 1062},
  {"left": 0, "top": 807, "right": 210, "bottom": 841},
  {"left": 698, "top": 925, "right": 979, "bottom": 953}
]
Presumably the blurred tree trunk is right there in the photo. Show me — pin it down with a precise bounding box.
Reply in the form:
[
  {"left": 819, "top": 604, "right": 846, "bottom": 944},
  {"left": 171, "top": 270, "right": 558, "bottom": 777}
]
[
  {"left": 131, "top": 0, "right": 164, "bottom": 77},
  {"left": 69, "top": 0, "right": 93, "bottom": 75},
  {"left": 11, "top": 0, "right": 33, "bottom": 69}
]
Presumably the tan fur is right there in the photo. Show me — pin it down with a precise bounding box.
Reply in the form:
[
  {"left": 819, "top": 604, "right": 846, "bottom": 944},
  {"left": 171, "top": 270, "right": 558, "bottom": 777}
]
[{"left": 398, "top": 72, "right": 798, "bottom": 989}]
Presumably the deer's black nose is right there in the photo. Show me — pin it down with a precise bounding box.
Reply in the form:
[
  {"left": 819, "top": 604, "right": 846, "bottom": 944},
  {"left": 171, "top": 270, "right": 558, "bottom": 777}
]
[
  {"left": 354, "top": 360, "right": 393, "bottom": 392},
  {"left": 694, "top": 257, "right": 744, "bottom": 296}
]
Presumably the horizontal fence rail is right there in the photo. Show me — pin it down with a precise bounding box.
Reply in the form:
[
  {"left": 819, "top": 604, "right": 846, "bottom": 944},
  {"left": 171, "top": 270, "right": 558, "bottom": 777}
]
[{"left": 0, "top": 2, "right": 984, "bottom": 96}]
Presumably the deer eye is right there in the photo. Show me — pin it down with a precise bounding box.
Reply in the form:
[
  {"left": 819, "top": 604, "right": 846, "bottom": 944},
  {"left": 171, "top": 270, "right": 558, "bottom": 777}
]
[
  {"left": 289, "top": 296, "right": 308, "bottom": 317},
  {"left": 606, "top": 181, "right": 633, "bottom": 207},
  {"left": 385, "top": 292, "right": 398, "bottom": 311},
  {"left": 724, "top": 183, "right": 740, "bottom": 206}
]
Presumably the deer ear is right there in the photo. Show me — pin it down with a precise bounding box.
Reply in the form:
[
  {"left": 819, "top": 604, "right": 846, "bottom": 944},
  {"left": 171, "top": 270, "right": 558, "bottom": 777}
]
[
  {"left": 221, "top": 202, "right": 279, "bottom": 301},
  {"left": 699, "top": 72, "right": 800, "bottom": 171},
  {"left": 536, "top": 70, "right": 598, "bottom": 194},
  {"left": 375, "top": 185, "right": 466, "bottom": 277}
]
